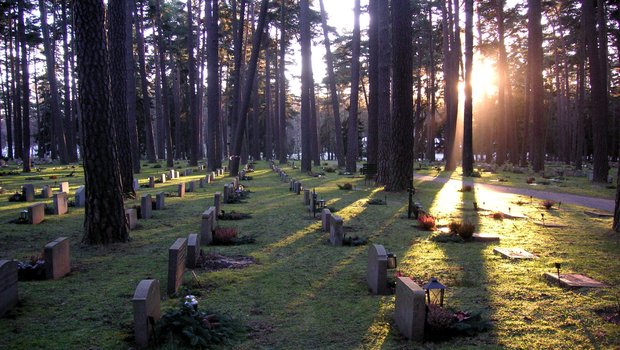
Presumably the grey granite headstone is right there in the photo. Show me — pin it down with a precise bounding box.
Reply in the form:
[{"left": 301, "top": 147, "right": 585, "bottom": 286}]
[
  {"left": 367, "top": 244, "right": 389, "bottom": 295},
  {"left": 132, "top": 279, "right": 161, "bottom": 348},
  {"left": 59, "top": 182, "right": 69, "bottom": 194},
  {"left": 125, "top": 208, "right": 138, "bottom": 230},
  {"left": 329, "top": 215, "right": 344, "bottom": 246},
  {"left": 28, "top": 203, "right": 45, "bottom": 224},
  {"left": 186, "top": 233, "right": 200, "bottom": 268},
  {"left": 167, "top": 238, "right": 187, "bottom": 295},
  {"left": 44, "top": 237, "right": 70, "bottom": 280},
  {"left": 148, "top": 176, "right": 155, "bottom": 188},
  {"left": 0, "top": 260, "right": 18, "bottom": 317},
  {"left": 200, "top": 207, "right": 215, "bottom": 245},
  {"left": 394, "top": 277, "right": 426, "bottom": 342},
  {"left": 223, "top": 184, "right": 231, "bottom": 203},
  {"left": 214, "top": 192, "right": 222, "bottom": 215},
  {"left": 178, "top": 183, "right": 186, "bottom": 198},
  {"left": 41, "top": 185, "right": 52, "bottom": 199},
  {"left": 155, "top": 192, "right": 165, "bottom": 210},
  {"left": 303, "top": 189, "right": 310, "bottom": 205},
  {"left": 187, "top": 181, "right": 195, "bottom": 193},
  {"left": 133, "top": 178, "right": 139, "bottom": 191},
  {"left": 22, "top": 184, "right": 35, "bottom": 202},
  {"left": 140, "top": 194, "right": 152, "bottom": 219},
  {"left": 199, "top": 178, "right": 205, "bottom": 188},
  {"left": 53, "top": 192, "right": 68, "bottom": 215},
  {"left": 75, "top": 186, "right": 86, "bottom": 208},
  {"left": 322, "top": 209, "right": 332, "bottom": 232}
]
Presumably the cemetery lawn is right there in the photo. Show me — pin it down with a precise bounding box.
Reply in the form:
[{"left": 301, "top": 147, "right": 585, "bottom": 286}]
[{"left": 0, "top": 161, "right": 619, "bottom": 349}]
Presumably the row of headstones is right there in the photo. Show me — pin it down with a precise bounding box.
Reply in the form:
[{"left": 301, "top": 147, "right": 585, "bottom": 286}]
[
  {"left": 0, "top": 237, "right": 71, "bottom": 317},
  {"left": 124, "top": 193, "right": 166, "bottom": 229}
]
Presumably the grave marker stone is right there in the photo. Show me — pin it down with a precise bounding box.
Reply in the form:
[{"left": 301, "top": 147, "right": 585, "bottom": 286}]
[
  {"left": 177, "top": 183, "right": 186, "bottom": 198},
  {"left": 41, "top": 185, "right": 52, "bottom": 199},
  {"left": 132, "top": 279, "right": 161, "bottom": 348},
  {"left": 59, "top": 182, "right": 69, "bottom": 194},
  {"left": 75, "top": 186, "right": 86, "bottom": 207},
  {"left": 200, "top": 207, "right": 215, "bottom": 245},
  {"left": 167, "top": 238, "right": 187, "bottom": 295},
  {"left": 223, "top": 184, "right": 232, "bottom": 203},
  {"left": 0, "top": 260, "right": 18, "bottom": 317},
  {"left": 493, "top": 247, "right": 537, "bottom": 260},
  {"left": 44, "top": 237, "right": 71, "bottom": 279},
  {"left": 329, "top": 215, "right": 344, "bottom": 246},
  {"left": 199, "top": 178, "right": 205, "bottom": 188},
  {"left": 155, "top": 192, "right": 165, "bottom": 210},
  {"left": 125, "top": 208, "right": 138, "bottom": 230},
  {"left": 133, "top": 179, "right": 139, "bottom": 191},
  {"left": 544, "top": 273, "right": 609, "bottom": 289},
  {"left": 140, "top": 194, "right": 152, "bottom": 219},
  {"left": 214, "top": 192, "right": 221, "bottom": 215},
  {"left": 394, "top": 277, "right": 426, "bottom": 342},
  {"left": 148, "top": 176, "right": 155, "bottom": 188},
  {"left": 187, "top": 181, "right": 195, "bottom": 193},
  {"left": 160, "top": 174, "right": 167, "bottom": 183},
  {"left": 303, "top": 189, "right": 310, "bottom": 205},
  {"left": 22, "top": 184, "right": 35, "bottom": 202},
  {"left": 186, "top": 233, "right": 201, "bottom": 268},
  {"left": 367, "top": 244, "right": 389, "bottom": 295},
  {"left": 52, "top": 192, "right": 68, "bottom": 215},
  {"left": 472, "top": 233, "right": 500, "bottom": 242},
  {"left": 322, "top": 209, "right": 332, "bottom": 232},
  {"left": 28, "top": 203, "right": 45, "bottom": 224}
]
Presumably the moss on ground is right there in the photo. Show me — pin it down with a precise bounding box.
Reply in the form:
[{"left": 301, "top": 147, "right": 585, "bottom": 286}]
[{"left": 0, "top": 160, "right": 618, "bottom": 349}]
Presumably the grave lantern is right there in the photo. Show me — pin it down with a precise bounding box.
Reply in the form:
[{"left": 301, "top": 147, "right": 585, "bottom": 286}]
[
  {"left": 386, "top": 252, "right": 397, "bottom": 270},
  {"left": 20, "top": 210, "right": 29, "bottom": 221},
  {"left": 423, "top": 277, "right": 445, "bottom": 307}
]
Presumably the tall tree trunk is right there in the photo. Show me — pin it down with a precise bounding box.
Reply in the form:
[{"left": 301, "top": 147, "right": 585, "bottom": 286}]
[
  {"left": 462, "top": 0, "right": 473, "bottom": 176},
  {"left": 264, "top": 34, "right": 273, "bottom": 161},
  {"left": 172, "top": 63, "right": 181, "bottom": 159},
  {"left": 273, "top": 43, "right": 281, "bottom": 161},
  {"left": 425, "top": 5, "right": 436, "bottom": 162},
  {"left": 300, "top": 0, "right": 313, "bottom": 172},
  {"left": 207, "top": 0, "right": 222, "bottom": 171},
  {"left": 3, "top": 30, "right": 14, "bottom": 159},
  {"left": 154, "top": 43, "right": 165, "bottom": 160},
  {"left": 251, "top": 73, "right": 260, "bottom": 160},
  {"left": 584, "top": 0, "right": 609, "bottom": 182},
  {"left": 495, "top": 0, "right": 507, "bottom": 166},
  {"left": 386, "top": 0, "right": 413, "bottom": 191},
  {"left": 229, "top": 0, "right": 247, "bottom": 161},
  {"left": 366, "top": 0, "right": 378, "bottom": 166},
  {"left": 310, "top": 78, "right": 321, "bottom": 166},
  {"left": 278, "top": 1, "right": 288, "bottom": 164},
  {"left": 136, "top": 0, "right": 156, "bottom": 162},
  {"left": 614, "top": 161, "right": 620, "bottom": 231},
  {"left": 155, "top": 0, "right": 174, "bottom": 168},
  {"left": 318, "top": 0, "right": 344, "bottom": 168},
  {"left": 528, "top": 0, "right": 545, "bottom": 173},
  {"left": 376, "top": 0, "right": 391, "bottom": 184},
  {"left": 229, "top": 0, "right": 268, "bottom": 176},
  {"left": 18, "top": 0, "right": 31, "bottom": 172},
  {"left": 12, "top": 13, "right": 23, "bottom": 161},
  {"left": 125, "top": 0, "right": 140, "bottom": 173},
  {"left": 187, "top": 0, "right": 199, "bottom": 166},
  {"left": 62, "top": 0, "right": 76, "bottom": 162},
  {"left": 346, "top": 0, "right": 361, "bottom": 173},
  {"left": 74, "top": 0, "right": 129, "bottom": 244}
]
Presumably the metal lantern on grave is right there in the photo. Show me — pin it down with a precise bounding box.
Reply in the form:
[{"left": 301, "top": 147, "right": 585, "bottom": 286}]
[
  {"left": 422, "top": 277, "right": 446, "bottom": 307},
  {"left": 386, "top": 252, "right": 397, "bottom": 270}
]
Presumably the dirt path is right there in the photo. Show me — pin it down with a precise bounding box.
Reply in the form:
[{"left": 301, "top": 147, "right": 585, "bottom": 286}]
[{"left": 414, "top": 174, "right": 615, "bottom": 212}]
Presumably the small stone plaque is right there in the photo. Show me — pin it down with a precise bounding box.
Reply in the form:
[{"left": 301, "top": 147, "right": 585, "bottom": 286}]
[
  {"left": 533, "top": 221, "right": 568, "bottom": 228},
  {"left": 44, "top": 237, "right": 71, "bottom": 280},
  {"left": 178, "top": 183, "right": 186, "bottom": 198},
  {"left": 329, "top": 215, "right": 344, "bottom": 246},
  {"left": 148, "top": 177, "right": 155, "bottom": 188},
  {"left": 214, "top": 192, "right": 222, "bottom": 215},
  {"left": 41, "top": 186, "right": 52, "bottom": 199},
  {"left": 322, "top": 208, "right": 332, "bottom": 232},
  {"left": 544, "top": 273, "right": 609, "bottom": 289},
  {"left": 22, "top": 184, "right": 35, "bottom": 202},
  {"left": 0, "top": 260, "right": 18, "bottom": 317},
  {"left": 53, "top": 192, "right": 68, "bottom": 215},
  {"left": 125, "top": 208, "right": 138, "bottom": 230},
  {"left": 472, "top": 233, "right": 500, "bottom": 242},
  {"left": 140, "top": 194, "right": 152, "bottom": 219},
  {"left": 167, "top": 238, "right": 187, "bottom": 295},
  {"left": 584, "top": 210, "right": 613, "bottom": 218},
  {"left": 154, "top": 192, "right": 165, "bottom": 210},
  {"left": 132, "top": 279, "right": 161, "bottom": 348},
  {"left": 186, "top": 233, "right": 200, "bottom": 268},
  {"left": 160, "top": 174, "right": 167, "bottom": 183},
  {"left": 493, "top": 247, "right": 537, "bottom": 259},
  {"left": 200, "top": 207, "right": 215, "bottom": 245},
  {"left": 59, "top": 182, "right": 69, "bottom": 194},
  {"left": 28, "top": 203, "right": 45, "bottom": 224},
  {"left": 75, "top": 186, "right": 86, "bottom": 208},
  {"left": 367, "top": 244, "right": 388, "bottom": 295},
  {"left": 394, "top": 277, "right": 425, "bottom": 342}
]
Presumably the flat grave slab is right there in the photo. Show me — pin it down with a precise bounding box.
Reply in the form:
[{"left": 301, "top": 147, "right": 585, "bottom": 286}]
[
  {"left": 472, "top": 233, "right": 500, "bottom": 242},
  {"left": 501, "top": 211, "right": 528, "bottom": 219},
  {"left": 544, "top": 273, "right": 609, "bottom": 289},
  {"left": 533, "top": 221, "right": 568, "bottom": 228},
  {"left": 493, "top": 247, "right": 537, "bottom": 259},
  {"left": 584, "top": 210, "right": 613, "bottom": 218}
]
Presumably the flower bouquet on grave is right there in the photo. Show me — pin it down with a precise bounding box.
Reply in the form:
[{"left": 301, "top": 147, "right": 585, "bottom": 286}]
[
  {"left": 17, "top": 255, "right": 46, "bottom": 281},
  {"left": 425, "top": 305, "right": 492, "bottom": 341}
]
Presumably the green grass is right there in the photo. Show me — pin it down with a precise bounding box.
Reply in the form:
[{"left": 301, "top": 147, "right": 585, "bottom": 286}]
[{"left": 0, "top": 160, "right": 618, "bottom": 349}]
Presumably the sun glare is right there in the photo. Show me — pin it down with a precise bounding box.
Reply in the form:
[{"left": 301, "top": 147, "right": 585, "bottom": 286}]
[{"left": 458, "top": 58, "right": 498, "bottom": 101}]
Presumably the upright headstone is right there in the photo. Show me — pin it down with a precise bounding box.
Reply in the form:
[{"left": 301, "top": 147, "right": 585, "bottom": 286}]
[
  {"left": 133, "top": 179, "right": 140, "bottom": 192},
  {"left": 132, "top": 279, "right": 161, "bottom": 348},
  {"left": 329, "top": 215, "right": 344, "bottom": 246},
  {"left": 367, "top": 244, "right": 389, "bottom": 295},
  {"left": 211, "top": 171, "right": 216, "bottom": 180},
  {"left": 214, "top": 192, "right": 222, "bottom": 215},
  {"left": 168, "top": 169, "right": 175, "bottom": 179},
  {"left": 125, "top": 208, "right": 138, "bottom": 230},
  {"left": 177, "top": 183, "right": 186, "bottom": 198},
  {"left": 303, "top": 189, "right": 310, "bottom": 205},
  {"left": 44, "top": 237, "right": 71, "bottom": 280},
  {"left": 160, "top": 174, "right": 167, "bottom": 183},
  {"left": 167, "top": 238, "right": 187, "bottom": 296},
  {"left": 186, "top": 233, "right": 201, "bottom": 268},
  {"left": 59, "top": 182, "right": 69, "bottom": 194},
  {"left": 200, "top": 207, "right": 215, "bottom": 245},
  {"left": 223, "top": 184, "right": 232, "bottom": 203},
  {"left": 22, "top": 184, "right": 35, "bottom": 202},
  {"left": 148, "top": 176, "right": 155, "bottom": 188},
  {"left": 52, "top": 192, "right": 68, "bottom": 215},
  {"left": 140, "top": 194, "right": 152, "bottom": 219},
  {"left": 199, "top": 178, "right": 205, "bottom": 188},
  {"left": 74, "top": 186, "right": 86, "bottom": 208},
  {"left": 233, "top": 177, "right": 239, "bottom": 190},
  {"left": 322, "top": 209, "right": 332, "bottom": 232},
  {"left": 155, "top": 192, "right": 165, "bottom": 210},
  {"left": 41, "top": 185, "right": 52, "bottom": 199},
  {"left": 187, "top": 181, "right": 195, "bottom": 193},
  {"left": 28, "top": 203, "right": 45, "bottom": 224},
  {"left": 394, "top": 277, "right": 426, "bottom": 342},
  {"left": 0, "top": 260, "right": 18, "bottom": 317}
]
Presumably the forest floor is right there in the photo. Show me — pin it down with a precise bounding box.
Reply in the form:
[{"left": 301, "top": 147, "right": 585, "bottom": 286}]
[{"left": 0, "top": 160, "right": 618, "bottom": 349}]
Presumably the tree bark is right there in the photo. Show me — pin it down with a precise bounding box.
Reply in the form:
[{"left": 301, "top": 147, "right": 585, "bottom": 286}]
[
  {"left": 527, "top": 0, "right": 545, "bottom": 173},
  {"left": 207, "top": 0, "right": 222, "bottom": 171},
  {"left": 62, "top": 0, "right": 77, "bottom": 162},
  {"left": 136, "top": 0, "right": 157, "bottom": 162},
  {"left": 125, "top": 0, "right": 140, "bottom": 173},
  {"left": 366, "top": 0, "right": 378, "bottom": 166},
  {"left": 264, "top": 33, "right": 273, "bottom": 160},
  {"left": 376, "top": 0, "right": 391, "bottom": 184},
  {"left": 346, "top": 0, "right": 361, "bottom": 173},
  {"left": 74, "top": 0, "right": 129, "bottom": 244},
  {"left": 462, "top": 0, "right": 473, "bottom": 176},
  {"left": 187, "top": 0, "right": 199, "bottom": 166},
  {"left": 386, "top": 0, "right": 413, "bottom": 191},
  {"left": 278, "top": 1, "right": 287, "bottom": 164},
  {"left": 300, "top": 0, "right": 313, "bottom": 172},
  {"left": 18, "top": 0, "right": 31, "bottom": 172},
  {"left": 155, "top": 0, "right": 174, "bottom": 168},
  {"left": 425, "top": 5, "right": 436, "bottom": 162}
]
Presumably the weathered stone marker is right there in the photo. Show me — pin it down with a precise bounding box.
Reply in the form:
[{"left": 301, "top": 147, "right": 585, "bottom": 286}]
[
  {"left": 186, "top": 233, "right": 201, "bottom": 268},
  {"left": 177, "top": 183, "right": 186, "bottom": 198},
  {"left": 133, "top": 179, "right": 140, "bottom": 191},
  {"left": 199, "top": 178, "right": 205, "bottom": 188},
  {"left": 148, "top": 176, "right": 155, "bottom": 188},
  {"left": 187, "top": 181, "right": 195, "bottom": 193},
  {"left": 41, "top": 186, "right": 52, "bottom": 199},
  {"left": 75, "top": 186, "right": 86, "bottom": 208},
  {"left": 125, "top": 208, "right": 138, "bottom": 230},
  {"left": 329, "top": 215, "right": 344, "bottom": 246},
  {"left": 322, "top": 209, "right": 332, "bottom": 232},
  {"left": 28, "top": 203, "right": 45, "bottom": 224},
  {"left": 53, "top": 192, "right": 68, "bottom": 215},
  {"left": 493, "top": 247, "right": 537, "bottom": 260},
  {"left": 132, "top": 279, "right": 161, "bottom": 348},
  {"left": 140, "top": 194, "right": 152, "bottom": 219},
  {"left": 0, "top": 260, "right": 18, "bottom": 317},
  {"left": 167, "top": 238, "right": 187, "bottom": 295},
  {"left": 154, "top": 192, "right": 165, "bottom": 210},
  {"left": 544, "top": 273, "right": 609, "bottom": 289},
  {"left": 303, "top": 189, "right": 310, "bottom": 205},
  {"left": 59, "top": 182, "right": 69, "bottom": 194},
  {"left": 367, "top": 244, "right": 389, "bottom": 295},
  {"left": 200, "top": 207, "right": 215, "bottom": 245},
  {"left": 394, "top": 277, "right": 426, "bottom": 342},
  {"left": 223, "top": 184, "right": 232, "bottom": 203},
  {"left": 44, "top": 237, "right": 71, "bottom": 280},
  {"left": 214, "top": 192, "right": 222, "bottom": 215},
  {"left": 22, "top": 184, "right": 35, "bottom": 202},
  {"left": 160, "top": 174, "right": 167, "bottom": 183}
]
